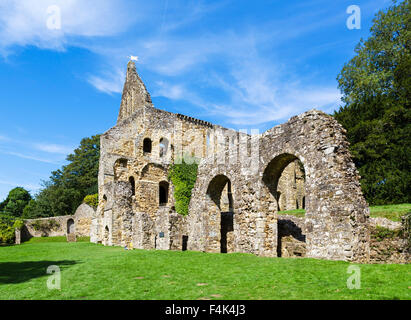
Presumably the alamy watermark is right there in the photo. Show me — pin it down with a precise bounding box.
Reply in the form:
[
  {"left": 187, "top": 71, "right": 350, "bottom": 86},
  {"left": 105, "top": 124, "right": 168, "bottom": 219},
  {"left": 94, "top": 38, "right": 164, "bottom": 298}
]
[
  {"left": 47, "top": 265, "right": 61, "bottom": 290},
  {"left": 346, "top": 265, "right": 361, "bottom": 289},
  {"left": 46, "top": 5, "right": 61, "bottom": 30},
  {"left": 346, "top": 5, "right": 361, "bottom": 30}
]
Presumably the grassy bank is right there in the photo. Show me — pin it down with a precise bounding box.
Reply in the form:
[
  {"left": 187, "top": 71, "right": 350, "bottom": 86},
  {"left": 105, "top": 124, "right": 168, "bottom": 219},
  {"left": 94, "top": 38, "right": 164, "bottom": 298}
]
[{"left": 278, "top": 203, "right": 411, "bottom": 221}]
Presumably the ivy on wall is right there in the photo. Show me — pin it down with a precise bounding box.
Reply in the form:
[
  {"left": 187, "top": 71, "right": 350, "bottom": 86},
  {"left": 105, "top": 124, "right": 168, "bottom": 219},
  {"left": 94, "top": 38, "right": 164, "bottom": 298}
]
[{"left": 168, "top": 158, "right": 199, "bottom": 216}]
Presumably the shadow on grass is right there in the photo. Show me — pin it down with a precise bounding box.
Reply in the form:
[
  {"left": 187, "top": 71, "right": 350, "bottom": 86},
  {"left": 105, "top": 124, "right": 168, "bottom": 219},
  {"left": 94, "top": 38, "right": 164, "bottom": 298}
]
[{"left": 0, "top": 260, "right": 78, "bottom": 284}]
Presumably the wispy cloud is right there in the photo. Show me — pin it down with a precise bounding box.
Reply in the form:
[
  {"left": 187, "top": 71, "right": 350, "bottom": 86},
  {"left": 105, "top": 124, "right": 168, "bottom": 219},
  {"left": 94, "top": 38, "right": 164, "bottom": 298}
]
[
  {"left": 0, "top": 134, "right": 74, "bottom": 163},
  {"left": 0, "top": 149, "right": 61, "bottom": 164},
  {"left": 33, "top": 143, "right": 73, "bottom": 155},
  {"left": 0, "top": 0, "right": 139, "bottom": 54},
  {"left": 87, "top": 68, "right": 125, "bottom": 94},
  {"left": 0, "top": 179, "right": 41, "bottom": 192}
]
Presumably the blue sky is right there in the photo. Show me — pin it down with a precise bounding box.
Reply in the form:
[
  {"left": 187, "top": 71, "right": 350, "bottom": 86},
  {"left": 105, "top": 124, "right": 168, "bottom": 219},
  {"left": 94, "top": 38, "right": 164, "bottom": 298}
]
[{"left": 0, "top": 0, "right": 393, "bottom": 201}]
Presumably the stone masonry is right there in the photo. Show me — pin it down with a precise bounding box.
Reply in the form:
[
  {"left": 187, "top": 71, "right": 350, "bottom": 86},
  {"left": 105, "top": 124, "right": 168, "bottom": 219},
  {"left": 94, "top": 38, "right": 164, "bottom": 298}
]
[{"left": 90, "top": 60, "right": 371, "bottom": 262}]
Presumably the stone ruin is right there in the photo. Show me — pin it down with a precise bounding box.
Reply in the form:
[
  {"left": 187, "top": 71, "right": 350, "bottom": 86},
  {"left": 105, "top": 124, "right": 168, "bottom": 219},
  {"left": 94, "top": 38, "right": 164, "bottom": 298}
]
[
  {"left": 90, "top": 60, "right": 371, "bottom": 262},
  {"left": 17, "top": 203, "right": 95, "bottom": 243}
]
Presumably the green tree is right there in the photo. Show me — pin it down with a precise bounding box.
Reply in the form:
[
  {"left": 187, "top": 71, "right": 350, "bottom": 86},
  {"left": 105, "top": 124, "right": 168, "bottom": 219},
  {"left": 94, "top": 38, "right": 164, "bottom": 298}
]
[
  {"left": 27, "top": 134, "right": 101, "bottom": 217},
  {"left": 334, "top": 0, "right": 410, "bottom": 205},
  {"left": 0, "top": 187, "right": 32, "bottom": 217}
]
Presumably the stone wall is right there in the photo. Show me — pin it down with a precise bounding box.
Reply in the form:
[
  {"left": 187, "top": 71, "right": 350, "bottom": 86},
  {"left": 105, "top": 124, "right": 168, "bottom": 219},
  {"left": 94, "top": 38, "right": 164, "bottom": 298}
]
[
  {"left": 369, "top": 217, "right": 410, "bottom": 264},
  {"left": 20, "top": 203, "right": 95, "bottom": 242},
  {"left": 186, "top": 110, "right": 370, "bottom": 262},
  {"left": 93, "top": 60, "right": 373, "bottom": 263}
]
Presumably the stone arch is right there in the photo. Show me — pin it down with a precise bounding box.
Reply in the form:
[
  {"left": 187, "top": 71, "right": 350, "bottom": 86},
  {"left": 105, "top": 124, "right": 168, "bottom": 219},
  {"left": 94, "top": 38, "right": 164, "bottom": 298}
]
[
  {"left": 159, "top": 137, "right": 169, "bottom": 158},
  {"left": 262, "top": 153, "right": 307, "bottom": 257},
  {"left": 67, "top": 218, "right": 75, "bottom": 234},
  {"left": 206, "top": 174, "right": 235, "bottom": 253},
  {"left": 143, "top": 138, "right": 152, "bottom": 153},
  {"left": 258, "top": 110, "right": 369, "bottom": 262}
]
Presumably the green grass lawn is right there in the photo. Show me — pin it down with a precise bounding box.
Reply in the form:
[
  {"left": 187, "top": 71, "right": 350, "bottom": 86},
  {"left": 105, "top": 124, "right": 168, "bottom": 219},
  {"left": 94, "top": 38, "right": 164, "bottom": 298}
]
[
  {"left": 279, "top": 203, "right": 411, "bottom": 221},
  {"left": 0, "top": 240, "right": 410, "bottom": 300}
]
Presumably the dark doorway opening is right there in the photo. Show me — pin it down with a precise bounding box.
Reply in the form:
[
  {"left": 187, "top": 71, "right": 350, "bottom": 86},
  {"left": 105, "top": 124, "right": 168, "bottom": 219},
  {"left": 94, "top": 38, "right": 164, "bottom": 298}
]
[
  {"left": 220, "top": 212, "right": 234, "bottom": 253},
  {"left": 159, "top": 181, "right": 169, "bottom": 206},
  {"left": 143, "top": 138, "right": 152, "bottom": 153},
  {"left": 129, "top": 176, "right": 135, "bottom": 196},
  {"left": 67, "top": 219, "right": 75, "bottom": 234},
  {"left": 182, "top": 235, "right": 188, "bottom": 251}
]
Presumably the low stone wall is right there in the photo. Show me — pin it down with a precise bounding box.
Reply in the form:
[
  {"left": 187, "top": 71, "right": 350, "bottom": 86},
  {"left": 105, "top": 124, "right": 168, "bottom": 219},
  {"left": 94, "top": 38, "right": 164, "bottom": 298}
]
[
  {"left": 369, "top": 217, "right": 402, "bottom": 230},
  {"left": 18, "top": 203, "right": 95, "bottom": 243},
  {"left": 369, "top": 217, "right": 410, "bottom": 264},
  {"left": 22, "top": 215, "right": 74, "bottom": 240}
]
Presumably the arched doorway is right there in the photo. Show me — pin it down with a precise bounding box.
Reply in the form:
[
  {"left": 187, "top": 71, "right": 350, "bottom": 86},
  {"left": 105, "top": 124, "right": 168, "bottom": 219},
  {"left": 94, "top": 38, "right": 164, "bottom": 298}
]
[
  {"left": 206, "top": 175, "right": 234, "bottom": 253},
  {"left": 159, "top": 181, "right": 169, "bottom": 206},
  {"left": 263, "top": 154, "right": 306, "bottom": 257},
  {"left": 67, "top": 219, "right": 75, "bottom": 234}
]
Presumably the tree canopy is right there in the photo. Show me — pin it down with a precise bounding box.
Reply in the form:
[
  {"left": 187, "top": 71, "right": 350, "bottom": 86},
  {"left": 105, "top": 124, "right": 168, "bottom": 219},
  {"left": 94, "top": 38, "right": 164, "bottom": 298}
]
[
  {"left": 0, "top": 187, "right": 32, "bottom": 217},
  {"left": 334, "top": 0, "right": 410, "bottom": 205},
  {"left": 22, "top": 134, "right": 101, "bottom": 218}
]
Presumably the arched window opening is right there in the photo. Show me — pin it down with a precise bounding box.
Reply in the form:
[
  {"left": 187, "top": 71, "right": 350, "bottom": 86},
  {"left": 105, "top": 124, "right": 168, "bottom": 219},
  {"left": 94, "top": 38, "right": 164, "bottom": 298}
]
[
  {"left": 129, "top": 176, "right": 135, "bottom": 196},
  {"left": 143, "top": 138, "right": 152, "bottom": 153},
  {"left": 159, "top": 138, "right": 169, "bottom": 158},
  {"left": 159, "top": 181, "right": 169, "bottom": 206}
]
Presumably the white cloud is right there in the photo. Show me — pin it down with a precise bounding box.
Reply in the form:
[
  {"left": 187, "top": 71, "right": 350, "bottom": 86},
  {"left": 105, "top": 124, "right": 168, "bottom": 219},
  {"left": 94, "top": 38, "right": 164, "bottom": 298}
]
[
  {"left": 88, "top": 68, "right": 125, "bottom": 94},
  {"left": 33, "top": 143, "right": 74, "bottom": 155},
  {"left": 0, "top": 0, "right": 138, "bottom": 54}
]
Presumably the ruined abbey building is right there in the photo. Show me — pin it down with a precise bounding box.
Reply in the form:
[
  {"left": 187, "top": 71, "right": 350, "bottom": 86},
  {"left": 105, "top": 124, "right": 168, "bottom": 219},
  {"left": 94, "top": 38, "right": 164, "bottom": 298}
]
[{"left": 90, "top": 60, "right": 370, "bottom": 263}]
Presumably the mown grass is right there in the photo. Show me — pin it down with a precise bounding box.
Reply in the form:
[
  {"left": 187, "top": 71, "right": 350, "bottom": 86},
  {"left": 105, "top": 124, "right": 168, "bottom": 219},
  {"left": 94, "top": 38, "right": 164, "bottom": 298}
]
[
  {"left": 278, "top": 203, "right": 411, "bottom": 221},
  {"left": 369, "top": 204, "right": 411, "bottom": 222},
  {"left": 22, "top": 236, "right": 91, "bottom": 244},
  {"left": 0, "top": 241, "right": 410, "bottom": 300}
]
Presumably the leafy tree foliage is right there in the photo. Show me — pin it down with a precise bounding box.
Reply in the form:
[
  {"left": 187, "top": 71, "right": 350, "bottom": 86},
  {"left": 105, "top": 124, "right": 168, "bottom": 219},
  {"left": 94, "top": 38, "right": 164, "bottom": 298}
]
[
  {"left": 23, "top": 135, "right": 101, "bottom": 218},
  {"left": 0, "top": 187, "right": 32, "bottom": 217},
  {"left": 334, "top": 0, "right": 410, "bottom": 205}
]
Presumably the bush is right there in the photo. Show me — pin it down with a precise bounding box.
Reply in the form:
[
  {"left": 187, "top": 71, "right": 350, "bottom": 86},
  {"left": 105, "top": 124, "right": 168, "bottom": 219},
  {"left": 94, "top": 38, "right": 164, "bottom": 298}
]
[
  {"left": 31, "top": 219, "right": 60, "bottom": 232},
  {"left": 0, "top": 214, "right": 17, "bottom": 244},
  {"left": 168, "top": 158, "right": 199, "bottom": 216},
  {"left": 371, "top": 226, "right": 401, "bottom": 242},
  {"left": 83, "top": 194, "right": 98, "bottom": 208}
]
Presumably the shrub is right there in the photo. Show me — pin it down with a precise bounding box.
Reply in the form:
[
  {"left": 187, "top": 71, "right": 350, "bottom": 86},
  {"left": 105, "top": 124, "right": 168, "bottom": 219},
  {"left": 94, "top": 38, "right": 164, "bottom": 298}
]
[
  {"left": 83, "top": 194, "right": 98, "bottom": 209},
  {"left": 13, "top": 219, "right": 24, "bottom": 230},
  {"left": 168, "top": 157, "right": 199, "bottom": 216},
  {"left": 0, "top": 214, "right": 17, "bottom": 244},
  {"left": 31, "top": 219, "right": 60, "bottom": 232},
  {"left": 371, "top": 226, "right": 401, "bottom": 242}
]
